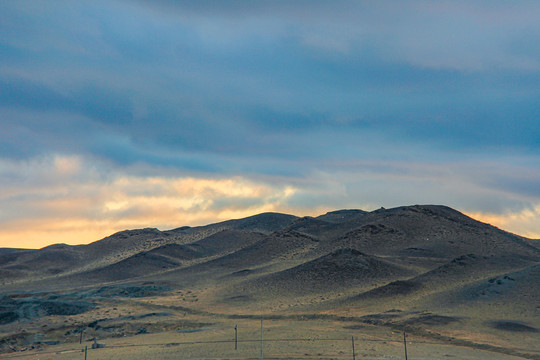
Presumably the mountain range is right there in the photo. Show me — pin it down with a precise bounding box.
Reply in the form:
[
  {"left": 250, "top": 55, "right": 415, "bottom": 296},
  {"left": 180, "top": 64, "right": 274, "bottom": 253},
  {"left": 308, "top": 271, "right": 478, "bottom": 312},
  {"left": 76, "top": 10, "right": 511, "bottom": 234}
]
[{"left": 1, "top": 205, "right": 538, "bottom": 357}]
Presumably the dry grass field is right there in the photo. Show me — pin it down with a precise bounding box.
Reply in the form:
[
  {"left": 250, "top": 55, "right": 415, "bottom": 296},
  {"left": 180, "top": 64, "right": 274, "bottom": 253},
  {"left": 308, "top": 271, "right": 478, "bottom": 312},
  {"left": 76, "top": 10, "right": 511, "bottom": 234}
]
[{"left": 0, "top": 313, "right": 537, "bottom": 360}]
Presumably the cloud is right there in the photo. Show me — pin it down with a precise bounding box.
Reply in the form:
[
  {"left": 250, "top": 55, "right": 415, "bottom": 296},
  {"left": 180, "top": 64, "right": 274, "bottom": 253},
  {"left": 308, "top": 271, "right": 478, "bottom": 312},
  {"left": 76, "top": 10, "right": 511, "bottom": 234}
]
[
  {"left": 467, "top": 206, "right": 540, "bottom": 239},
  {"left": 1, "top": 1, "right": 539, "bottom": 247},
  {"left": 129, "top": 0, "right": 540, "bottom": 71},
  {"left": 1, "top": 152, "right": 540, "bottom": 249},
  {"left": 0, "top": 155, "right": 301, "bottom": 248},
  {"left": 2, "top": 0, "right": 539, "bottom": 165}
]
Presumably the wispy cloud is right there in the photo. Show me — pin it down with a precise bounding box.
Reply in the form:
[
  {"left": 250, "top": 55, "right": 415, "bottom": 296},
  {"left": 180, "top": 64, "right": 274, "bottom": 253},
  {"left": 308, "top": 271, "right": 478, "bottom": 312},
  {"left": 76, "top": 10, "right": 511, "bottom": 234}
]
[
  {"left": 1, "top": 154, "right": 539, "bottom": 248},
  {"left": 467, "top": 207, "right": 540, "bottom": 240},
  {"left": 0, "top": 155, "right": 302, "bottom": 248}
]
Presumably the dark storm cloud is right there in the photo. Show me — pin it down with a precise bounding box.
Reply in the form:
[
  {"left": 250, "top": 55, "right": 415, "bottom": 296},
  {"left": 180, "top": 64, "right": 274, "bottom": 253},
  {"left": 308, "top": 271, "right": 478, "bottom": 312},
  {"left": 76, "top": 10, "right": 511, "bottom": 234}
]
[{"left": 2, "top": 0, "right": 539, "bottom": 163}]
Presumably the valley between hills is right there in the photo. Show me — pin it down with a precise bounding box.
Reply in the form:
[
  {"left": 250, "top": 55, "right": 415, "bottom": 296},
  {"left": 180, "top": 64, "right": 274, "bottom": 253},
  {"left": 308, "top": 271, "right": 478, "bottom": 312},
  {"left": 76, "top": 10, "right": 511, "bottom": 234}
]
[{"left": 0, "top": 205, "right": 539, "bottom": 359}]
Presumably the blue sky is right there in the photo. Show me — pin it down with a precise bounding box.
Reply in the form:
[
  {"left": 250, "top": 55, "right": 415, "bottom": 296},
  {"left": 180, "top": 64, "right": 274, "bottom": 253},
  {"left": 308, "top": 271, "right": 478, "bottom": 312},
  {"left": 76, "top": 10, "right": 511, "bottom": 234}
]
[{"left": 1, "top": 0, "right": 539, "bottom": 248}]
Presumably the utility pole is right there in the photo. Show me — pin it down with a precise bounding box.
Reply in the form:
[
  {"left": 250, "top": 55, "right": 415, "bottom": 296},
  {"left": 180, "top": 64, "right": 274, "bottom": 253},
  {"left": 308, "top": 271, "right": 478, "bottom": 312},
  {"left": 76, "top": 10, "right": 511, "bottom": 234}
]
[
  {"left": 84, "top": 345, "right": 87, "bottom": 360},
  {"left": 403, "top": 332, "right": 408, "bottom": 360},
  {"left": 260, "top": 317, "right": 263, "bottom": 360},
  {"left": 235, "top": 325, "right": 238, "bottom": 350},
  {"left": 352, "top": 336, "right": 356, "bottom": 360}
]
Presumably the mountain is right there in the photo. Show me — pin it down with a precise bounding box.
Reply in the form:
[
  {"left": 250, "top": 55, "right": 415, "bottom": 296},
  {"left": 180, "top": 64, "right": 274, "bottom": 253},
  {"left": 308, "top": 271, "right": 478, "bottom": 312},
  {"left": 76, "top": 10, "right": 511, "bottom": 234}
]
[
  {"left": 0, "top": 205, "right": 538, "bottom": 356},
  {"left": 1, "top": 205, "right": 537, "bottom": 287},
  {"left": 0, "top": 213, "right": 298, "bottom": 286}
]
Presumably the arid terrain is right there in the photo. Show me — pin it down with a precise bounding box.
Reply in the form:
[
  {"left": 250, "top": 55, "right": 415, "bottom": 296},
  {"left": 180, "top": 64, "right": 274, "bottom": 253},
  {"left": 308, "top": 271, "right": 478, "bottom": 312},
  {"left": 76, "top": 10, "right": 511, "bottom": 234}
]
[{"left": 0, "top": 205, "right": 539, "bottom": 359}]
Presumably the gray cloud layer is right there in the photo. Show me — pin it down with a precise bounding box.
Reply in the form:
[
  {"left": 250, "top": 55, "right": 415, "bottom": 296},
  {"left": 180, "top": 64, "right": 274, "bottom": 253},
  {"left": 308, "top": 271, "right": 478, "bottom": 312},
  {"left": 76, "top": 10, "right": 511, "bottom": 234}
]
[{"left": 1, "top": 0, "right": 539, "bottom": 245}]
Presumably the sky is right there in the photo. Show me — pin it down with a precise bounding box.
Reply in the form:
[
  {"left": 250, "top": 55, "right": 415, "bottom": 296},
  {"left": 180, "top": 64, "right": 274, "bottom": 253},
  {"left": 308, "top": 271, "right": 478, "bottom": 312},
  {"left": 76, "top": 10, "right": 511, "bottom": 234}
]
[{"left": 1, "top": 0, "right": 539, "bottom": 249}]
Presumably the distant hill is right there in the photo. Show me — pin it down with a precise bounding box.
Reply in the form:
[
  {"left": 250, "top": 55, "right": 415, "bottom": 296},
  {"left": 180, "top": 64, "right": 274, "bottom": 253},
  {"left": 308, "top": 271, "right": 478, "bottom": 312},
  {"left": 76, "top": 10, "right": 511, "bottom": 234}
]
[{"left": 1, "top": 204, "right": 538, "bottom": 318}]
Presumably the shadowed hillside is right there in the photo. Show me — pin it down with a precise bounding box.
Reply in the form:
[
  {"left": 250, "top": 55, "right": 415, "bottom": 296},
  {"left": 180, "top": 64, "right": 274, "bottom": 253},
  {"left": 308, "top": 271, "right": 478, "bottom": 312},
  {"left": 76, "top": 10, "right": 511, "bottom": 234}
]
[{"left": 226, "top": 248, "right": 415, "bottom": 299}]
